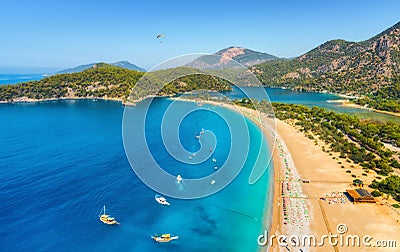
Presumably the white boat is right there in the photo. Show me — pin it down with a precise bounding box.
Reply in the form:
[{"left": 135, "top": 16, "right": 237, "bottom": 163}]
[
  {"left": 155, "top": 194, "right": 170, "bottom": 206},
  {"left": 210, "top": 180, "right": 216, "bottom": 185},
  {"left": 200, "top": 128, "right": 205, "bottom": 134},
  {"left": 212, "top": 158, "right": 217, "bottom": 163},
  {"left": 195, "top": 135, "right": 200, "bottom": 139},
  {"left": 151, "top": 234, "right": 179, "bottom": 243},
  {"left": 176, "top": 175, "right": 183, "bottom": 182},
  {"left": 214, "top": 166, "right": 218, "bottom": 170}
]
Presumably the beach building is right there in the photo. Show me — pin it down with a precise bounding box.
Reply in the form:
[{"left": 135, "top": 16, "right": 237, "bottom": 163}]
[{"left": 346, "top": 189, "right": 377, "bottom": 203}]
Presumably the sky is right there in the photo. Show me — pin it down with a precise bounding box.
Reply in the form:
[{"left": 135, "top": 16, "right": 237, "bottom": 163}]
[{"left": 0, "top": 0, "right": 399, "bottom": 73}]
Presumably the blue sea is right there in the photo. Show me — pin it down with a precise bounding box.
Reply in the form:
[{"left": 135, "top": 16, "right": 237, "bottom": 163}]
[
  {"left": 0, "top": 99, "right": 273, "bottom": 251},
  {"left": 0, "top": 74, "right": 46, "bottom": 85},
  {"left": 1, "top": 74, "right": 398, "bottom": 251}
]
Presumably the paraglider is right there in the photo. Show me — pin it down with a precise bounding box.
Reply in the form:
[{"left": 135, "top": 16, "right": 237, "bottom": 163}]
[{"left": 156, "top": 34, "right": 165, "bottom": 43}]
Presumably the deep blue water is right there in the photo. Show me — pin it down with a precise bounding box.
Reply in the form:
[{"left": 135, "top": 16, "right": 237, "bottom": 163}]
[
  {"left": 0, "top": 99, "right": 272, "bottom": 251},
  {"left": 0, "top": 74, "right": 45, "bottom": 85}
]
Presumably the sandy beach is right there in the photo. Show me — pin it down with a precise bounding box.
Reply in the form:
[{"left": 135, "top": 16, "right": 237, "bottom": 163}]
[
  {"left": 339, "top": 101, "right": 400, "bottom": 118},
  {"left": 270, "top": 119, "right": 400, "bottom": 252}
]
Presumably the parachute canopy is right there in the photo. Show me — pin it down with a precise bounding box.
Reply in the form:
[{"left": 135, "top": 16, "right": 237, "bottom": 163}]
[{"left": 156, "top": 34, "right": 165, "bottom": 39}]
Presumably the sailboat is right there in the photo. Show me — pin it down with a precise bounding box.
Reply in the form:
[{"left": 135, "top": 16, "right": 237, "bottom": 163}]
[
  {"left": 99, "top": 205, "right": 119, "bottom": 225},
  {"left": 151, "top": 234, "right": 179, "bottom": 243}
]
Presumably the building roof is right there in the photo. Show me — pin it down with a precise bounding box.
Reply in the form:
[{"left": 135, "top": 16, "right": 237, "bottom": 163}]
[
  {"left": 355, "top": 189, "right": 372, "bottom": 197},
  {"left": 346, "top": 189, "right": 376, "bottom": 203}
]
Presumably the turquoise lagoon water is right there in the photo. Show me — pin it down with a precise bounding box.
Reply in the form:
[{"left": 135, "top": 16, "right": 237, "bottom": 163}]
[
  {"left": 0, "top": 99, "right": 273, "bottom": 251},
  {"left": 225, "top": 86, "right": 400, "bottom": 123}
]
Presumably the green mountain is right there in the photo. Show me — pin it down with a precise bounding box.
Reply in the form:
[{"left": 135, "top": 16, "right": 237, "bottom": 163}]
[
  {"left": 112, "top": 61, "right": 146, "bottom": 72},
  {"left": 253, "top": 21, "right": 400, "bottom": 112},
  {"left": 0, "top": 64, "right": 231, "bottom": 103},
  {"left": 56, "top": 60, "right": 145, "bottom": 74}
]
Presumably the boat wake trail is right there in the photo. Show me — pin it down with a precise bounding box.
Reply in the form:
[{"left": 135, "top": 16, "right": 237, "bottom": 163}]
[{"left": 216, "top": 205, "right": 258, "bottom": 221}]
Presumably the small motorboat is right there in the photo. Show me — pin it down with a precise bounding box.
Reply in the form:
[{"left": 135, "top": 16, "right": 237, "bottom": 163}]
[
  {"left": 214, "top": 166, "right": 218, "bottom": 170},
  {"left": 210, "top": 180, "right": 216, "bottom": 185},
  {"left": 176, "top": 175, "right": 183, "bottom": 183},
  {"left": 155, "top": 194, "right": 170, "bottom": 206},
  {"left": 99, "top": 205, "right": 119, "bottom": 225},
  {"left": 151, "top": 234, "right": 179, "bottom": 243},
  {"left": 200, "top": 128, "right": 205, "bottom": 134},
  {"left": 212, "top": 158, "right": 217, "bottom": 163}
]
